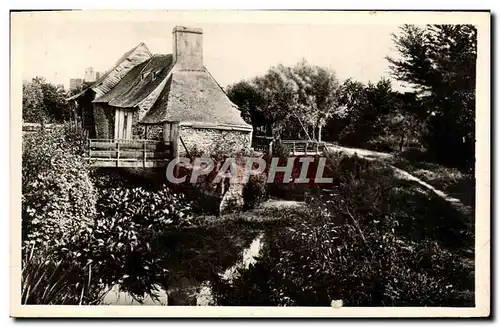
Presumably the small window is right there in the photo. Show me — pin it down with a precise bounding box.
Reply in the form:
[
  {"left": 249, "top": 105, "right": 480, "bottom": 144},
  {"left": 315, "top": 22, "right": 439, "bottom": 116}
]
[
  {"left": 152, "top": 71, "right": 159, "bottom": 81},
  {"left": 141, "top": 72, "right": 148, "bottom": 80}
]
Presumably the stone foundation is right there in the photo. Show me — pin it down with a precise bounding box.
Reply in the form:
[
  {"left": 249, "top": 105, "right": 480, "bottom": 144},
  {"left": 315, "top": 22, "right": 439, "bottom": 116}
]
[
  {"left": 148, "top": 125, "right": 164, "bottom": 141},
  {"left": 179, "top": 126, "right": 251, "bottom": 155},
  {"left": 131, "top": 111, "right": 146, "bottom": 139}
]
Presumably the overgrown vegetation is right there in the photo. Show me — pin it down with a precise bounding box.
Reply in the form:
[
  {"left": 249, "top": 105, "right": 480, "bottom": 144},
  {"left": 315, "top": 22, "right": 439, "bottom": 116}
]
[
  {"left": 23, "top": 77, "right": 70, "bottom": 123},
  {"left": 22, "top": 127, "right": 194, "bottom": 304},
  {"left": 22, "top": 125, "right": 96, "bottom": 251},
  {"left": 211, "top": 155, "right": 474, "bottom": 307},
  {"left": 21, "top": 23, "right": 476, "bottom": 307}
]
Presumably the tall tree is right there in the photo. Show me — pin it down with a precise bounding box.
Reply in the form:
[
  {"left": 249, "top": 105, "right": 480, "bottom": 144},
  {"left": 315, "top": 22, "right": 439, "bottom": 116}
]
[
  {"left": 226, "top": 81, "right": 271, "bottom": 136},
  {"left": 22, "top": 77, "right": 46, "bottom": 123},
  {"left": 22, "top": 77, "right": 69, "bottom": 123},
  {"left": 237, "top": 60, "right": 340, "bottom": 140},
  {"left": 333, "top": 78, "right": 397, "bottom": 146},
  {"left": 387, "top": 24, "right": 477, "bottom": 167},
  {"left": 289, "top": 60, "right": 341, "bottom": 141}
]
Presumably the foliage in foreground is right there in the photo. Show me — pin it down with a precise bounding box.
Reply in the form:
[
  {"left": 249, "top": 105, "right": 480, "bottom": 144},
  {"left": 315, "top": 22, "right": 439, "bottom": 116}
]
[
  {"left": 23, "top": 77, "right": 70, "bottom": 123},
  {"left": 22, "top": 126, "right": 96, "bottom": 251},
  {"left": 212, "top": 155, "right": 474, "bottom": 307},
  {"left": 22, "top": 126, "right": 195, "bottom": 304},
  {"left": 22, "top": 126, "right": 98, "bottom": 304},
  {"left": 22, "top": 183, "right": 194, "bottom": 304},
  {"left": 21, "top": 244, "right": 102, "bottom": 305}
]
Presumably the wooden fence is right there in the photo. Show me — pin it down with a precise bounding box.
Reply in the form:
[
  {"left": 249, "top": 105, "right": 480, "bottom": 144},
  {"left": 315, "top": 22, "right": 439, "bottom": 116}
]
[
  {"left": 22, "top": 123, "right": 64, "bottom": 134},
  {"left": 252, "top": 135, "right": 274, "bottom": 153},
  {"left": 252, "top": 136, "right": 329, "bottom": 156},
  {"left": 281, "top": 140, "right": 328, "bottom": 155},
  {"left": 88, "top": 139, "right": 172, "bottom": 168}
]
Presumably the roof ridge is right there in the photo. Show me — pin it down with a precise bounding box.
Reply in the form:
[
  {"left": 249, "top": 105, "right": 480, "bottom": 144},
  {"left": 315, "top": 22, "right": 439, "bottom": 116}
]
[
  {"left": 203, "top": 67, "right": 239, "bottom": 109},
  {"left": 138, "top": 57, "right": 154, "bottom": 76},
  {"left": 93, "top": 43, "right": 150, "bottom": 90},
  {"left": 67, "top": 43, "right": 153, "bottom": 101}
]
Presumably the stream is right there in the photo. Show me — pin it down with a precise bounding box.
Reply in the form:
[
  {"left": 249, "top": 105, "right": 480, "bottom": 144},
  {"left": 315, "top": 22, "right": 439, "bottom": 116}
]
[{"left": 100, "top": 233, "right": 265, "bottom": 306}]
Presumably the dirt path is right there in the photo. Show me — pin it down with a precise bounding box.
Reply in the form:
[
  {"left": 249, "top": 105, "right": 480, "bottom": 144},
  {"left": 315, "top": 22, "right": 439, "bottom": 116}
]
[
  {"left": 327, "top": 144, "right": 394, "bottom": 161},
  {"left": 325, "top": 144, "right": 473, "bottom": 217}
]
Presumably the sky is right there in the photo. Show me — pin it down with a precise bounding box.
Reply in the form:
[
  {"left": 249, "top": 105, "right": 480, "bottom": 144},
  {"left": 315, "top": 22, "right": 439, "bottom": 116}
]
[{"left": 15, "top": 11, "right": 408, "bottom": 91}]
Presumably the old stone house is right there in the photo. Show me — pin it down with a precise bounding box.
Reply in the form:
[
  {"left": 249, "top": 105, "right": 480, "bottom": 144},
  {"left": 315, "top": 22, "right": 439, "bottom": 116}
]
[{"left": 69, "top": 26, "right": 253, "bottom": 155}]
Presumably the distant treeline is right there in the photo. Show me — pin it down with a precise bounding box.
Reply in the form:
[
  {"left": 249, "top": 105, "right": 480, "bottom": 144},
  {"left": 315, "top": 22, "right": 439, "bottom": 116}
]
[{"left": 226, "top": 24, "right": 476, "bottom": 169}]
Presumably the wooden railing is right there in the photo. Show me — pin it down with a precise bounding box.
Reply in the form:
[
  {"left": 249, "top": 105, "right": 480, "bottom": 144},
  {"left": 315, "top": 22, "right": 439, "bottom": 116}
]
[
  {"left": 252, "top": 135, "right": 274, "bottom": 152},
  {"left": 22, "top": 123, "right": 64, "bottom": 134},
  {"left": 281, "top": 140, "right": 328, "bottom": 155},
  {"left": 88, "top": 139, "right": 172, "bottom": 168}
]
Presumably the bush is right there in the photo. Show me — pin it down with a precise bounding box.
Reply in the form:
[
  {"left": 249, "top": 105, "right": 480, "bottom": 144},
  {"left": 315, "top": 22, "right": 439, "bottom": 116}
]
[
  {"left": 243, "top": 174, "right": 268, "bottom": 210},
  {"left": 22, "top": 126, "right": 96, "bottom": 251},
  {"left": 52, "top": 185, "right": 193, "bottom": 299},
  {"left": 22, "top": 124, "right": 89, "bottom": 183},
  {"left": 21, "top": 126, "right": 101, "bottom": 304},
  {"left": 96, "top": 185, "right": 193, "bottom": 228}
]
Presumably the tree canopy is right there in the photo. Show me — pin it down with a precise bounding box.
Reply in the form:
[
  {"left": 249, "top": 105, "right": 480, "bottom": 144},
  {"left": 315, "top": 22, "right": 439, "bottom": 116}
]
[
  {"left": 22, "top": 77, "right": 69, "bottom": 123},
  {"left": 227, "top": 60, "right": 341, "bottom": 140},
  {"left": 387, "top": 24, "right": 477, "bottom": 167}
]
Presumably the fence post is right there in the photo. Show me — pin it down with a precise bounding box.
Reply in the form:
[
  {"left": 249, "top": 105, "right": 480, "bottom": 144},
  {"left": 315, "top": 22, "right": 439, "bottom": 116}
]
[
  {"left": 268, "top": 141, "right": 273, "bottom": 156},
  {"left": 143, "top": 140, "right": 147, "bottom": 168},
  {"left": 316, "top": 141, "right": 319, "bottom": 154},
  {"left": 116, "top": 141, "right": 120, "bottom": 167},
  {"left": 292, "top": 142, "right": 296, "bottom": 155},
  {"left": 170, "top": 122, "right": 179, "bottom": 159},
  {"left": 305, "top": 142, "right": 308, "bottom": 155}
]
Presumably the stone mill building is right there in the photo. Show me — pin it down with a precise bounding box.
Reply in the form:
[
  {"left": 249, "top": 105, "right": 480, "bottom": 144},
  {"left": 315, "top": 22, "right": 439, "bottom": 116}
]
[{"left": 69, "top": 26, "right": 253, "bottom": 156}]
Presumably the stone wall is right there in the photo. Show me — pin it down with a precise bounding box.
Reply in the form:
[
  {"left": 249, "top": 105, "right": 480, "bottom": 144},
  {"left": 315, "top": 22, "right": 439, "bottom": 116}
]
[
  {"left": 131, "top": 111, "right": 146, "bottom": 139},
  {"left": 148, "top": 124, "right": 164, "bottom": 141},
  {"left": 93, "top": 103, "right": 115, "bottom": 139},
  {"left": 179, "top": 126, "right": 252, "bottom": 155}
]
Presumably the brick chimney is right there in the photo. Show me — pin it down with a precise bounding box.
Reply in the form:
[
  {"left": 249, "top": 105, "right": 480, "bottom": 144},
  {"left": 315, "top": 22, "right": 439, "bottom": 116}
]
[{"left": 172, "top": 26, "right": 203, "bottom": 70}]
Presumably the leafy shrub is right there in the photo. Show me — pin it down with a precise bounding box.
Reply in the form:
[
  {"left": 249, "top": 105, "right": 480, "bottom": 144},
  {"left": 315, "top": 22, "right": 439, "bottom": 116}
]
[
  {"left": 270, "top": 140, "right": 289, "bottom": 160},
  {"left": 22, "top": 124, "right": 89, "bottom": 183},
  {"left": 61, "top": 123, "right": 89, "bottom": 155},
  {"left": 51, "top": 185, "right": 193, "bottom": 299},
  {"left": 22, "top": 126, "right": 97, "bottom": 251},
  {"left": 243, "top": 174, "right": 268, "bottom": 210},
  {"left": 21, "top": 126, "right": 101, "bottom": 304},
  {"left": 97, "top": 185, "right": 193, "bottom": 228}
]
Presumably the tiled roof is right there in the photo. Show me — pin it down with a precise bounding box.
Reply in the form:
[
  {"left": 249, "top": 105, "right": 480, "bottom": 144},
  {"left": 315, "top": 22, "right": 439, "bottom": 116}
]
[
  {"left": 66, "top": 43, "right": 152, "bottom": 100},
  {"left": 139, "top": 69, "right": 252, "bottom": 130},
  {"left": 93, "top": 54, "right": 174, "bottom": 108}
]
